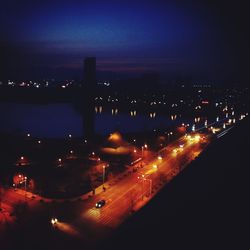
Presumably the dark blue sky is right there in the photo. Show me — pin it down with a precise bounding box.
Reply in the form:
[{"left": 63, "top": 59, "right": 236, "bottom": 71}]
[{"left": 0, "top": 0, "right": 249, "bottom": 83}]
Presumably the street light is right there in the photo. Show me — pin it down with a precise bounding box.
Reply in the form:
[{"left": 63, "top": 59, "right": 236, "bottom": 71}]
[
  {"left": 153, "top": 164, "right": 158, "bottom": 170},
  {"left": 141, "top": 144, "right": 148, "bottom": 159},
  {"left": 167, "top": 132, "right": 173, "bottom": 141},
  {"left": 148, "top": 178, "right": 152, "bottom": 197},
  {"left": 138, "top": 174, "right": 152, "bottom": 199},
  {"left": 102, "top": 165, "right": 106, "bottom": 189},
  {"left": 24, "top": 176, "right": 27, "bottom": 198},
  {"left": 157, "top": 156, "right": 162, "bottom": 160}
]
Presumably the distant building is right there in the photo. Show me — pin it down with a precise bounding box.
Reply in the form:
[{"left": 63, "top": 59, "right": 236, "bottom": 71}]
[
  {"left": 82, "top": 57, "right": 96, "bottom": 141},
  {"left": 84, "top": 57, "right": 96, "bottom": 89}
]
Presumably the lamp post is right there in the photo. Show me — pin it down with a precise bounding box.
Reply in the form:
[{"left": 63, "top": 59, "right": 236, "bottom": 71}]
[
  {"left": 148, "top": 179, "right": 152, "bottom": 197},
  {"left": 138, "top": 174, "right": 152, "bottom": 200},
  {"left": 24, "top": 176, "right": 27, "bottom": 198},
  {"left": 143, "top": 178, "right": 152, "bottom": 197},
  {"left": 141, "top": 174, "right": 145, "bottom": 200},
  {"left": 167, "top": 132, "right": 173, "bottom": 141},
  {"left": 141, "top": 144, "right": 147, "bottom": 159},
  {"left": 102, "top": 165, "right": 106, "bottom": 189}
]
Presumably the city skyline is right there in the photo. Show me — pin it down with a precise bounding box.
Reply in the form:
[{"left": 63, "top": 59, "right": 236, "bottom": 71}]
[
  {"left": 1, "top": 0, "right": 249, "bottom": 84},
  {"left": 1, "top": 2, "right": 250, "bottom": 249}
]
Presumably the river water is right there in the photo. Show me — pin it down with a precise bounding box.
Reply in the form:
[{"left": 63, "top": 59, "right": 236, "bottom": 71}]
[{"left": 0, "top": 102, "right": 184, "bottom": 138}]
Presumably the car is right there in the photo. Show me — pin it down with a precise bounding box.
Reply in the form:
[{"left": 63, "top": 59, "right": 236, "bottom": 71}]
[{"left": 95, "top": 199, "right": 106, "bottom": 208}]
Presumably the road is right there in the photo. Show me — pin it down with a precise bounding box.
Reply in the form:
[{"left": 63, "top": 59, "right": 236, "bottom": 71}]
[
  {"left": 68, "top": 132, "right": 211, "bottom": 237},
  {"left": 0, "top": 132, "right": 211, "bottom": 243}
]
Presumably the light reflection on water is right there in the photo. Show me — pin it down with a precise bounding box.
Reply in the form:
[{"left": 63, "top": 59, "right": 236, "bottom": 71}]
[
  {"left": 0, "top": 103, "right": 182, "bottom": 138},
  {"left": 95, "top": 106, "right": 103, "bottom": 114}
]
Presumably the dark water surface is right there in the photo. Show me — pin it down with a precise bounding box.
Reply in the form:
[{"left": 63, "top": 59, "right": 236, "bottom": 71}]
[{"left": 0, "top": 103, "right": 183, "bottom": 138}]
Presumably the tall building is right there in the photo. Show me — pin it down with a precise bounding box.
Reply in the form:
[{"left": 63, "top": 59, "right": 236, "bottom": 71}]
[
  {"left": 84, "top": 57, "right": 96, "bottom": 88},
  {"left": 82, "top": 57, "right": 96, "bottom": 142}
]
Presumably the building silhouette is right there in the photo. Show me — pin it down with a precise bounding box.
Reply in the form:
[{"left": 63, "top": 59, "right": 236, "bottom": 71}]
[
  {"left": 84, "top": 57, "right": 96, "bottom": 89},
  {"left": 82, "top": 57, "right": 96, "bottom": 142}
]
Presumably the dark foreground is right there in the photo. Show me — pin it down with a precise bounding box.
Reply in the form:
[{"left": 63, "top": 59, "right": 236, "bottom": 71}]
[
  {"left": 1, "top": 117, "right": 249, "bottom": 250},
  {"left": 101, "top": 117, "right": 250, "bottom": 250}
]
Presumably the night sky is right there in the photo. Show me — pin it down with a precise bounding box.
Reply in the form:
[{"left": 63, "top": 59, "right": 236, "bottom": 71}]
[{"left": 0, "top": 0, "right": 249, "bottom": 84}]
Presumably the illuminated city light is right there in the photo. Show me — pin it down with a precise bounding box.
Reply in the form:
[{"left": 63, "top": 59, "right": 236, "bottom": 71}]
[
  {"left": 51, "top": 218, "right": 58, "bottom": 225},
  {"left": 153, "top": 164, "right": 158, "bottom": 170},
  {"left": 194, "top": 135, "right": 200, "bottom": 141}
]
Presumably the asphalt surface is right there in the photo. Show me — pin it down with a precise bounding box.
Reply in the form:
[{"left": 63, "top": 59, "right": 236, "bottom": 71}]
[
  {"left": 100, "top": 117, "right": 250, "bottom": 250},
  {"left": 0, "top": 132, "right": 210, "bottom": 250}
]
